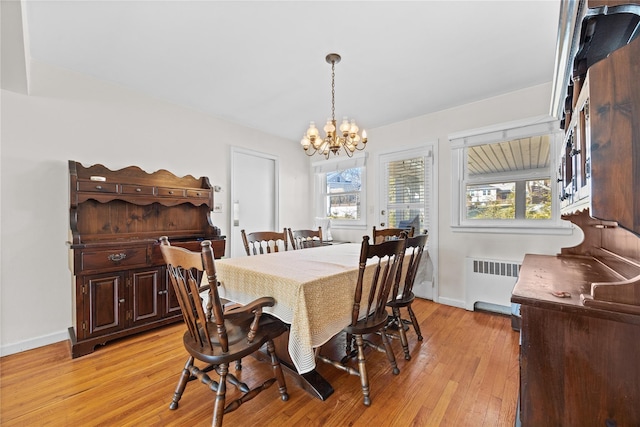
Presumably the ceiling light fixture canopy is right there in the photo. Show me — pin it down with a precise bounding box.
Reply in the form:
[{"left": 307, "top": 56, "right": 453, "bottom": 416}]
[{"left": 301, "top": 53, "right": 367, "bottom": 159}]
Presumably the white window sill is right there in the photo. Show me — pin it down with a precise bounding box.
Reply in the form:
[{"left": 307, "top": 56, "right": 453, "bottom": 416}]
[
  {"left": 451, "top": 224, "right": 575, "bottom": 235},
  {"left": 331, "top": 223, "right": 368, "bottom": 230}
]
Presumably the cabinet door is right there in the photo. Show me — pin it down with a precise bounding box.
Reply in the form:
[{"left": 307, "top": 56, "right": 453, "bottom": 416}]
[
  {"left": 164, "top": 266, "right": 183, "bottom": 317},
  {"left": 164, "top": 268, "right": 203, "bottom": 318},
  {"left": 82, "top": 272, "right": 126, "bottom": 339},
  {"left": 129, "top": 268, "right": 162, "bottom": 326}
]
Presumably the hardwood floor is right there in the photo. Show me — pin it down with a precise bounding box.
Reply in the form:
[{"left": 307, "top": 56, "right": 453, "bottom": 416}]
[{"left": 0, "top": 300, "right": 520, "bottom": 426}]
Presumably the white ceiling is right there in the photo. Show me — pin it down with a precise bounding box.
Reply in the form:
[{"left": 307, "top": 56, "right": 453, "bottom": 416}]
[{"left": 22, "top": 0, "right": 561, "bottom": 142}]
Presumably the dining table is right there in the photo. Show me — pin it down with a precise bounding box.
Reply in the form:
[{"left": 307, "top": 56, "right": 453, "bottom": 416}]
[{"left": 210, "top": 242, "right": 402, "bottom": 400}]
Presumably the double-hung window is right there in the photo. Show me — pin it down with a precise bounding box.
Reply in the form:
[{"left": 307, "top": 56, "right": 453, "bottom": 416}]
[
  {"left": 450, "top": 117, "right": 570, "bottom": 234},
  {"left": 313, "top": 154, "right": 367, "bottom": 228}
]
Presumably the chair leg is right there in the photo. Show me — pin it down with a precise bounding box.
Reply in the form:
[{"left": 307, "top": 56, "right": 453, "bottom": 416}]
[
  {"left": 266, "top": 339, "right": 289, "bottom": 401},
  {"left": 169, "top": 356, "right": 194, "bottom": 410},
  {"left": 212, "top": 363, "right": 228, "bottom": 427},
  {"left": 354, "top": 334, "right": 371, "bottom": 406},
  {"left": 380, "top": 326, "right": 400, "bottom": 375},
  {"left": 407, "top": 305, "right": 423, "bottom": 341},
  {"left": 393, "top": 307, "right": 411, "bottom": 360}
]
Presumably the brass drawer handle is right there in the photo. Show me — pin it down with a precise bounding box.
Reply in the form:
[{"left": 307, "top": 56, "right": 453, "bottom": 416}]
[{"left": 108, "top": 253, "right": 127, "bottom": 262}]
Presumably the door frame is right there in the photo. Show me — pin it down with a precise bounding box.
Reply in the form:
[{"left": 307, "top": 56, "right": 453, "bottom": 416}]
[{"left": 377, "top": 142, "right": 438, "bottom": 302}]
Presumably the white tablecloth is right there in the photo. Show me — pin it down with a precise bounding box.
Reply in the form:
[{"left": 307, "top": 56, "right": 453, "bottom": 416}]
[{"left": 213, "top": 243, "right": 371, "bottom": 374}]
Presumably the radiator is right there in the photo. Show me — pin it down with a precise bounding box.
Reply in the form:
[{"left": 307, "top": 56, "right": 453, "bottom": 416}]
[{"left": 464, "top": 257, "right": 521, "bottom": 313}]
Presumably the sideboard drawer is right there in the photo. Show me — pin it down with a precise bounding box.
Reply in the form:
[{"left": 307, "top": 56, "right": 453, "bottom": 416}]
[
  {"left": 79, "top": 247, "right": 150, "bottom": 273},
  {"left": 77, "top": 181, "right": 119, "bottom": 193},
  {"left": 157, "top": 187, "right": 186, "bottom": 197},
  {"left": 121, "top": 184, "right": 155, "bottom": 196},
  {"left": 186, "top": 189, "right": 209, "bottom": 199}
]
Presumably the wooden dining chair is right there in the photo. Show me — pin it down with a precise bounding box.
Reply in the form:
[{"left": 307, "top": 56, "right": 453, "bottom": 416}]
[
  {"left": 387, "top": 233, "right": 429, "bottom": 360},
  {"left": 241, "top": 229, "right": 289, "bottom": 256},
  {"left": 159, "top": 236, "right": 289, "bottom": 427},
  {"left": 372, "top": 225, "right": 415, "bottom": 244},
  {"left": 287, "top": 227, "right": 323, "bottom": 250},
  {"left": 315, "top": 235, "right": 406, "bottom": 406}
]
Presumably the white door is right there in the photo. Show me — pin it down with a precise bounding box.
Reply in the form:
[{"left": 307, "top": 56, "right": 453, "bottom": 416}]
[
  {"left": 230, "top": 147, "right": 279, "bottom": 258},
  {"left": 379, "top": 145, "right": 438, "bottom": 300}
]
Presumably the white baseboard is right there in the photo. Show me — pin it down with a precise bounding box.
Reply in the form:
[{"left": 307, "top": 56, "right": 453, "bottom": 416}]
[
  {"left": 436, "top": 297, "right": 466, "bottom": 309},
  {"left": 0, "top": 330, "right": 69, "bottom": 357}
]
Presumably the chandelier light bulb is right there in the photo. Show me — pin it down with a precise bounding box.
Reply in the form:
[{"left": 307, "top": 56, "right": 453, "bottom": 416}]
[
  {"left": 339, "top": 117, "right": 351, "bottom": 136},
  {"left": 307, "top": 121, "right": 319, "bottom": 140},
  {"left": 301, "top": 134, "right": 310, "bottom": 149},
  {"left": 324, "top": 119, "right": 336, "bottom": 135}
]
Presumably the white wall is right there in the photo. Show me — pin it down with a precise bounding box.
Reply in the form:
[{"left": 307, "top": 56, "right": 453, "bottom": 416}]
[
  {"left": 1, "top": 60, "right": 584, "bottom": 356},
  {"left": 332, "top": 82, "right": 583, "bottom": 307},
  {"left": 0, "top": 60, "right": 311, "bottom": 355}
]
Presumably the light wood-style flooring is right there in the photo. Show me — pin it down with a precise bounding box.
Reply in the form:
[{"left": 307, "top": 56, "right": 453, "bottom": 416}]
[{"left": 0, "top": 299, "right": 520, "bottom": 426}]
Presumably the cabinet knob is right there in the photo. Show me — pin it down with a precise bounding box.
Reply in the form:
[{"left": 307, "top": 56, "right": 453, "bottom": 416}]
[
  {"left": 95, "top": 185, "right": 103, "bottom": 190},
  {"left": 119, "top": 299, "right": 125, "bottom": 303},
  {"left": 135, "top": 188, "right": 142, "bottom": 192}
]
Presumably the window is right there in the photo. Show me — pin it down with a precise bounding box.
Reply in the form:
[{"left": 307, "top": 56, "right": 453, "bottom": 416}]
[
  {"left": 326, "top": 168, "right": 362, "bottom": 220},
  {"left": 450, "top": 117, "right": 570, "bottom": 233},
  {"left": 384, "top": 156, "right": 428, "bottom": 232},
  {"left": 314, "top": 154, "right": 367, "bottom": 227}
]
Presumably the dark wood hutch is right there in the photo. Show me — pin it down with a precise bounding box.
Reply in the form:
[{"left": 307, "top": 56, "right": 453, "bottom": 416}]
[
  {"left": 67, "top": 161, "right": 225, "bottom": 358},
  {"left": 512, "top": 1, "right": 640, "bottom": 426}
]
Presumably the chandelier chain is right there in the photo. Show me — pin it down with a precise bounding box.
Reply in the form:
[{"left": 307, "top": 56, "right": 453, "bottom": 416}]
[{"left": 331, "top": 60, "right": 336, "bottom": 122}]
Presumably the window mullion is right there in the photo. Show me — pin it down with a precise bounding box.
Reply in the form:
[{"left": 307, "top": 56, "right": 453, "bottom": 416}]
[{"left": 515, "top": 180, "right": 526, "bottom": 219}]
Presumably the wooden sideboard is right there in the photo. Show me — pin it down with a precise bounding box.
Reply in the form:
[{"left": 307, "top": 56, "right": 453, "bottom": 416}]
[
  {"left": 513, "top": 2, "right": 640, "bottom": 426},
  {"left": 67, "top": 161, "right": 225, "bottom": 358}
]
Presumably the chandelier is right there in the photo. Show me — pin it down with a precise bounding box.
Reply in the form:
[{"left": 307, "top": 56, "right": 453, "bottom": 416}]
[{"left": 301, "top": 53, "right": 367, "bottom": 158}]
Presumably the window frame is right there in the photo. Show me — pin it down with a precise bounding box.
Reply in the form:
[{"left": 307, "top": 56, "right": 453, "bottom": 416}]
[
  {"left": 313, "top": 153, "right": 367, "bottom": 229},
  {"left": 449, "top": 116, "right": 572, "bottom": 234}
]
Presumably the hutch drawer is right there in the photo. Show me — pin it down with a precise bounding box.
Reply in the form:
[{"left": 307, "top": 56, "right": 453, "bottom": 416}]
[
  {"left": 157, "top": 187, "right": 186, "bottom": 197},
  {"left": 79, "top": 246, "right": 150, "bottom": 273},
  {"left": 187, "top": 189, "right": 209, "bottom": 198},
  {"left": 121, "top": 184, "right": 155, "bottom": 195},
  {"left": 77, "top": 180, "right": 118, "bottom": 193}
]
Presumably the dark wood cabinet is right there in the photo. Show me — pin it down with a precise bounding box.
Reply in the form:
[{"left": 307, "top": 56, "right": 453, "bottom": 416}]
[
  {"left": 513, "top": 249, "right": 640, "bottom": 426},
  {"left": 514, "top": 2, "right": 640, "bottom": 425},
  {"left": 67, "top": 161, "right": 225, "bottom": 358}
]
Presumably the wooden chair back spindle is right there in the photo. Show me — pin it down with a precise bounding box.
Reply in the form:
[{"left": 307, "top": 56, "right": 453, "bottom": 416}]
[
  {"left": 241, "top": 229, "right": 289, "bottom": 255},
  {"left": 372, "top": 226, "right": 415, "bottom": 244},
  {"left": 287, "top": 227, "right": 323, "bottom": 249}
]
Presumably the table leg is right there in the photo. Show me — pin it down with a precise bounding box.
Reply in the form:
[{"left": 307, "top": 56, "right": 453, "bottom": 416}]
[{"left": 259, "top": 329, "right": 334, "bottom": 400}]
